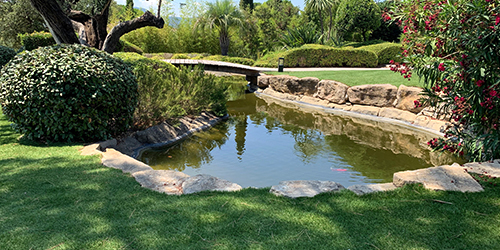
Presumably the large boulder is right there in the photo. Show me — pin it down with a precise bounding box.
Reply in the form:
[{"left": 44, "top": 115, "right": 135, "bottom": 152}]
[
  {"left": 393, "top": 164, "right": 484, "bottom": 192},
  {"left": 463, "top": 161, "right": 500, "bottom": 177},
  {"left": 395, "top": 85, "right": 424, "bottom": 113},
  {"left": 270, "top": 180, "right": 345, "bottom": 198},
  {"left": 257, "top": 75, "right": 273, "bottom": 89},
  {"left": 182, "top": 174, "right": 242, "bottom": 194},
  {"left": 313, "top": 80, "right": 349, "bottom": 104},
  {"left": 132, "top": 170, "right": 189, "bottom": 195},
  {"left": 269, "top": 75, "right": 318, "bottom": 96},
  {"left": 347, "top": 84, "right": 397, "bottom": 107}
]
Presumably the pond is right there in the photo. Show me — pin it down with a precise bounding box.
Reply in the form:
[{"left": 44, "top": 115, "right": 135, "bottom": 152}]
[{"left": 139, "top": 93, "right": 456, "bottom": 188}]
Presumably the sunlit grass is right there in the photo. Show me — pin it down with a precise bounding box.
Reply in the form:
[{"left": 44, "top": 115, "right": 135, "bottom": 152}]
[
  {"left": 265, "top": 70, "right": 425, "bottom": 88},
  {"left": 1, "top": 110, "right": 500, "bottom": 249}
]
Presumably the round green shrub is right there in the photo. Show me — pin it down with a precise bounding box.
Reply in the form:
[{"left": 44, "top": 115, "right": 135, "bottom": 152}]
[
  {"left": 0, "top": 44, "right": 138, "bottom": 142},
  {"left": 0, "top": 45, "right": 16, "bottom": 68}
]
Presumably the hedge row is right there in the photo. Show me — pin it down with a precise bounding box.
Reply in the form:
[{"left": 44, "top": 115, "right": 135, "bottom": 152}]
[
  {"left": 167, "top": 53, "right": 255, "bottom": 66},
  {"left": 354, "top": 43, "right": 401, "bottom": 64},
  {"left": 254, "top": 44, "right": 378, "bottom": 68},
  {"left": 18, "top": 32, "right": 56, "bottom": 51}
]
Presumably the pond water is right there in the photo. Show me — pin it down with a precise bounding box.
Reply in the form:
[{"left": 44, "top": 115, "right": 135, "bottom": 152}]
[{"left": 139, "top": 93, "right": 456, "bottom": 188}]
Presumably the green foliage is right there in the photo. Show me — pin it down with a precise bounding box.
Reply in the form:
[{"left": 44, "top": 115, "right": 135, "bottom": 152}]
[
  {"left": 371, "top": 1, "right": 401, "bottom": 42},
  {"left": 393, "top": 0, "right": 500, "bottom": 161},
  {"left": 355, "top": 42, "right": 402, "bottom": 64},
  {"left": 254, "top": 44, "right": 378, "bottom": 67},
  {"left": 114, "top": 40, "right": 144, "bottom": 54},
  {"left": 203, "top": 55, "right": 255, "bottom": 66},
  {"left": 171, "top": 53, "right": 191, "bottom": 59},
  {"left": 0, "top": 0, "right": 46, "bottom": 48},
  {"left": 114, "top": 53, "right": 229, "bottom": 129},
  {"left": 0, "top": 45, "right": 138, "bottom": 142},
  {"left": 0, "top": 46, "right": 15, "bottom": 68},
  {"left": 280, "top": 22, "right": 321, "bottom": 48},
  {"left": 18, "top": 32, "right": 56, "bottom": 51},
  {"left": 335, "top": 0, "right": 381, "bottom": 41},
  {"left": 240, "top": 0, "right": 254, "bottom": 10}
]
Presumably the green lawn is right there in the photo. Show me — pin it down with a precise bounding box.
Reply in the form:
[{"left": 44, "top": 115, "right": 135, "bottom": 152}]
[
  {"left": 265, "top": 70, "right": 425, "bottom": 88},
  {"left": 1, "top": 110, "right": 500, "bottom": 249}
]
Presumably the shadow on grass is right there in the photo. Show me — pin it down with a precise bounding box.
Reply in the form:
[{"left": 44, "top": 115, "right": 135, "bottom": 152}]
[{"left": 1, "top": 152, "right": 499, "bottom": 249}]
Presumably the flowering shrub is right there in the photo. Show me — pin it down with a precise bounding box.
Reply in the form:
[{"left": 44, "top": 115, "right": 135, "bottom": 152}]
[{"left": 390, "top": 0, "right": 500, "bottom": 161}]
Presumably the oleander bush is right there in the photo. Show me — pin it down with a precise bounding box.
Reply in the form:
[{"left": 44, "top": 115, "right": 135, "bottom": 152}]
[
  {"left": 254, "top": 44, "right": 378, "bottom": 68},
  {"left": 0, "top": 45, "right": 16, "bottom": 68},
  {"left": 0, "top": 45, "right": 138, "bottom": 142},
  {"left": 114, "top": 52, "right": 229, "bottom": 129},
  {"left": 18, "top": 31, "right": 56, "bottom": 51}
]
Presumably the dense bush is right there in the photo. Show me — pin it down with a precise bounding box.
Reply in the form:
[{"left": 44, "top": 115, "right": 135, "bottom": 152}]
[
  {"left": 355, "top": 42, "right": 401, "bottom": 64},
  {"left": 391, "top": 0, "right": 500, "bottom": 161},
  {"left": 114, "top": 52, "right": 229, "bottom": 129},
  {"left": 203, "top": 55, "right": 255, "bottom": 66},
  {"left": 280, "top": 22, "right": 320, "bottom": 49},
  {"left": 254, "top": 44, "right": 378, "bottom": 67},
  {"left": 114, "top": 40, "right": 144, "bottom": 54},
  {"left": 18, "top": 32, "right": 55, "bottom": 51},
  {"left": 0, "top": 45, "right": 16, "bottom": 68},
  {"left": 0, "top": 45, "right": 138, "bottom": 142}
]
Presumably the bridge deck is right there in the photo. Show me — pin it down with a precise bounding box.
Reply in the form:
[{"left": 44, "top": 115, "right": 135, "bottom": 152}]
[{"left": 163, "top": 59, "right": 263, "bottom": 76}]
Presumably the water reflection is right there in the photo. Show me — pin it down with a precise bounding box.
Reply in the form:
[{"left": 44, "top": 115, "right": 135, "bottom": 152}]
[{"left": 140, "top": 93, "right": 457, "bottom": 187}]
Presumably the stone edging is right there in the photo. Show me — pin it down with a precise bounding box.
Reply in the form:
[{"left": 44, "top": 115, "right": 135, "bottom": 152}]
[{"left": 79, "top": 86, "right": 500, "bottom": 198}]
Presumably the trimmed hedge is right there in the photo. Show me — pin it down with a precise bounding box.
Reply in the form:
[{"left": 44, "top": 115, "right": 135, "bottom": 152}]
[
  {"left": 18, "top": 32, "right": 56, "bottom": 51},
  {"left": 0, "top": 45, "right": 138, "bottom": 142},
  {"left": 355, "top": 43, "right": 401, "bottom": 64},
  {"left": 254, "top": 44, "right": 378, "bottom": 68},
  {"left": 202, "top": 55, "right": 255, "bottom": 66},
  {"left": 0, "top": 46, "right": 16, "bottom": 68},
  {"left": 114, "top": 40, "right": 144, "bottom": 54},
  {"left": 171, "top": 53, "right": 191, "bottom": 59}
]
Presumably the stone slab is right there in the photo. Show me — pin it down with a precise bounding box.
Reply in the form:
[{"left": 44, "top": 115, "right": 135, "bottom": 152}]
[
  {"left": 393, "top": 163, "right": 484, "bottom": 192},
  {"left": 463, "top": 161, "right": 500, "bottom": 177},
  {"left": 182, "top": 174, "right": 242, "bottom": 194},
  {"left": 80, "top": 143, "right": 102, "bottom": 156},
  {"left": 347, "top": 84, "right": 397, "bottom": 107},
  {"left": 270, "top": 180, "right": 345, "bottom": 198},
  {"left": 379, "top": 107, "right": 418, "bottom": 123},
  {"left": 132, "top": 170, "right": 189, "bottom": 195},
  {"left": 101, "top": 148, "right": 153, "bottom": 174},
  {"left": 413, "top": 116, "right": 449, "bottom": 132},
  {"left": 350, "top": 105, "right": 381, "bottom": 116},
  {"left": 347, "top": 183, "right": 398, "bottom": 195}
]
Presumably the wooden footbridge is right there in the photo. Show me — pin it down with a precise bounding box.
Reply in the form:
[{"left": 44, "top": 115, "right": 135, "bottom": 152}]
[{"left": 164, "top": 59, "right": 265, "bottom": 91}]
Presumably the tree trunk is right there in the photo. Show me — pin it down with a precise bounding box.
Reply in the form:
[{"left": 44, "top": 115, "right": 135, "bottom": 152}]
[
  {"left": 29, "top": 0, "right": 79, "bottom": 45},
  {"left": 219, "top": 32, "right": 230, "bottom": 56},
  {"left": 28, "top": 1, "right": 165, "bottom": 54},
  {"left": 102, "top": 11, "right": 165, "bottom": 54}
]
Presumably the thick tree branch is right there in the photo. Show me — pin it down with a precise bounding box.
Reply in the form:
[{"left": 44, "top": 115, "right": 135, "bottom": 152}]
[
  {"left": 29, "top": 0, "right": 79, "bottom": 44},
  {"left": 102, "top": 11, "right": 164, "bottom": 54}
]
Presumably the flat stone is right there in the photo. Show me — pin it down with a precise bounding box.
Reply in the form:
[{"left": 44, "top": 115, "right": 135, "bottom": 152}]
[
  {"left": 347, "top": 84, "right": 397, "bottom": 107},
  {"left": 379, "top": 107, "right": 418, "bottom": 123},
  {"left": 300, "top": 96, "right": 330, "bottom": 106},
  {"left": 395, "top": 85, "right": 424, "bottom": 113},
  {"left": 182, "top": 174, "right": 242, "bottom": 194},
  {"left": 101, "top": 148, "right": 153, "bottom": 174},
  {"left": 132, "top": 170, "right": 189, "bottom": 195},
  {"left": 348, "top": 183, "right": 398, "bottom": 195},
  {"left": 80, "top": 143, "right": 102, "bottom": 156},
  {"left": 99, "top": 139, "right": 117, "bottom": 150},
  {"left": 313, "top": 80, "right": 349, "bottom": 104},
  {"left": 350, "top": 105, "right": 381, "bottom": 116},
  {"left": 463, "top": 161, "right": 500, "bottom": 177},
  {"left": 270, "top": 180, "right": 345, "bottom": 198},
  {"left": 413, "top": 116, "right": 450, "bottom": 132},
  {"left": 393, "top": 163, "right": 484, "bottom": 192}
]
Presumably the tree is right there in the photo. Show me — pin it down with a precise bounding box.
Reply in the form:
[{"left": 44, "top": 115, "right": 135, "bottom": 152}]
[
  {"left": 28, "top": 0, "right": 165, "bottom": 53},
  {"left": 196, "top": 0, "right": 245, "bottom": 56},
  {"left": 0, "top": 0, "right": 46, "bottom": 48},
  {"left": 240, "top": 0, "right": 254, "bottom": 11},
  {"left": 335, "top": 0, "right": 381, "bottom": 41},
  {"left": 304, "top": 0, "right": 335, "bottom": 39}
]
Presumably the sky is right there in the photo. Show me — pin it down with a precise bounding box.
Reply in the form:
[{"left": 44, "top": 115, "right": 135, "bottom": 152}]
[{"left": 116, "top": 0, "right": 305, "bottom": 17}]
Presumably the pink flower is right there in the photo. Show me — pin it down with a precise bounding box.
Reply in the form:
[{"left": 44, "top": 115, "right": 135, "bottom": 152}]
[
  {"left": 490, "top": 90, "right": 497, "bottom": 97},
  {"left": 496, "top": 16, "right": 500, "bottom": 26},
  {"left": 438, "top": 63, "right": 445, "bottom": 71},
  {"left": 476, "top": 79, "right": 485, "bottom": 87},
  {"left": 389, "top": 60, "right": 395, "bottom": 64}
]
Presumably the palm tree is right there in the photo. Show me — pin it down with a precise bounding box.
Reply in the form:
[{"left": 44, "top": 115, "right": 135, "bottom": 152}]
[
  {"left": 196, "top": 0, "right": 244, "bottom": 56},
  {"left": 305, "top": 0, "right": 336, "bottom": 40}
]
